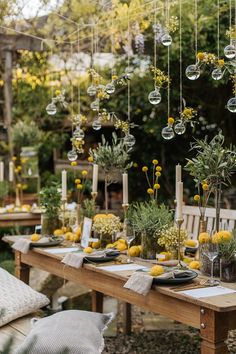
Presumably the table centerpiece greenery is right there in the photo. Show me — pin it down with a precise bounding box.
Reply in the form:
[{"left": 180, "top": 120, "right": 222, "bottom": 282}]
[
  {"left": 92, "top": 213, "right": 122, "bottom": 248},
  {"left": 157, "top": 225, "right": 188, "bottom": 259}
]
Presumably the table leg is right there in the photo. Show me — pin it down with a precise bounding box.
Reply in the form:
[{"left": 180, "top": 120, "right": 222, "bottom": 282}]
[
  {"left": 91, "top": 290, "right": 103, "bottom": 313},
  {"left": 15, "top": 251, "right": 30, "bottom": 284},
  {"left": 123, "top": 302, "right": 132, "bottom": 335},
  {"left": 200, "top": 307, "right": 229, "bottom": 354}
]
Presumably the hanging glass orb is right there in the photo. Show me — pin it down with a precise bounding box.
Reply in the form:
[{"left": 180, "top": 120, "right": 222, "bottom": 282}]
[
  {"left": 161, "top": 33, "right": 172, "bottom": 47},
  {"left": 90, "top": 100, "right": 100, "bottom": 111},
  {"left": 211, "top": 68, "right": 223, "bottom": 81},
  {"left": 123, "top": 133, "right": 136, "bottom": 147},
  {"left": 73, "top": 128, "right": 85, "bottom": 140},
  {"left": 105, "top": 82, "right": 116, "bottom": 94},
  {"left": 174, "top": 121, "right": 186, "bottom": 135},
  {"left": 227, "top": 97, "right": 236, "bottom": 112},
  {"left": 67, "top": 149, "right": 78, "bottom": 161},
  {"left": 46, "top": 102, "right": 57, "bottom": 115},
  {"left": 185, "top": 65, "right": 201, "bottom": 80},
  {"left": 161, "top": 125, "right": 175, "bottom": 140},
  {"left": 224, "top": 44, "right": 236, "bottom": 59},
  {"left": 87, "top": 85, "right": 97, "bottom": 96},
  {"left": 92, "top": 119, "right": 102, "bottom": 130},
  {"left": 148, "top": 90, "right": 161, "bottom": 105}
]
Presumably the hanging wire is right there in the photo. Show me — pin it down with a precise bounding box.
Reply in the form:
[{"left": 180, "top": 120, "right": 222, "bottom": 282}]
[
  {"left": 195, "top": 0, "right": 198, "bottom": 57},
  {"left": 70, "top": 43, "right": 74, "bottom": 118},
  {"left": 167, "top": 45, "right": 170, "bottom": 118},
  {"left": 217, "top": 0, "right": 220, "bottom": 58},
  {"left": 153, "top": 0, "right": 157, "bottom": 88},
  {"left": 127, "top": 6, "right": 131, "bottom": 122},
  {"left": 179, "top": 0, "right": 183, "bottom": 113},
  {"left": 77, "top": 32, "right": 81, "bottom": 116}
]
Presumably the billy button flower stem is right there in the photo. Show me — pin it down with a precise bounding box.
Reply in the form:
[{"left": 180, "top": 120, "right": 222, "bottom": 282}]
[
  {"left": 152, "top": 159, "right": 158, "bottom": 187},
  {"left": 142, "top": 166, "right": 154, "bottom": 199}
]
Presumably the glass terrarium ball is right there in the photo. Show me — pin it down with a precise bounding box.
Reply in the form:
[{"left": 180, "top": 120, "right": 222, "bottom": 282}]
[
  {"left": 174, "top": 121, "right": 186, "bottom": 135},
  {"left": 161, "top": 33, "right": 172, "bottom": 47},
  {"left": 227, "top": 97, "right": 236, "bottom": 113},
  {"left": 87, "top": 85, "right": 97, "bottom": 96},
  {"left": 92, "top": 119, "right": 102, "bottom": 130},
  {"left": 161, "top": 125, "right": 175, "bottom": 140},
  {"left": 90, "top": 100, "right": 100, "bottom": 111},
  {"left": 123, "top": 133, "right": 136, "bottom": 147},
  {"left": 148, "top": 90, "right": 161, "bottom": 105},
  {"left": 46, "top": 102, "right": 57, "bottom": 115},
  {"left": 224, "top": 44, "right": 236, "bottom": 59},
  {"left": 105, "top": 82, "right": 116, "bottom": 94},
  {"left": 67, "top": 149, "right": 78, "bottom": 161},
  {"left": 185, "top": 65, "right": 201, "bottom": 80},
  {"left": 211, "top": 68, "right": 223, "bottom": 81},
  {"left": 73, "top": 128, "right": 85, "bottom": 140}
]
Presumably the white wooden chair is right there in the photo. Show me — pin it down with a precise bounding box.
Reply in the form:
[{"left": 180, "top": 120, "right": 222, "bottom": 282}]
[{"left": 182, "top": 205, "right": 236, "bottom": 239}]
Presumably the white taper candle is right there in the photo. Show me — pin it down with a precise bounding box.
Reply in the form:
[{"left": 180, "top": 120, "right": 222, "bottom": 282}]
[
  {"left": 176, "top": 181, "right": 183, "bottom": 220},
  {"left": 0, "top": 161, "right": 4, "bottom": 182},
  {"left": 175, "top": 164, "right": 182, "bottom": 201},
  {"left": 9, "top": 161, "right": 14, "bottom": 182},
  {"left": 122, "top": 173, "right": 128, "bottom": 205},
  {"left": 92, "top": 164, "right": 98, "bottom": 193},
  {"left": 61, "top": 169, "right": 67, "bottom": 200}
]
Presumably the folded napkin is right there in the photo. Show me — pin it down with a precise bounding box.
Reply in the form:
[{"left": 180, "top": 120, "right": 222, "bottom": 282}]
[
  {"left": 124, "top": 272, "right": 153, "bottom": 296},
  {"left": 157, "top": 270, "right": 194, "bottom": 279},
  {"left": 62, "top": 249, "right": 118, "bottom": 269},
  {"left": 12, "top": 238, "right": 31, "bottom": 254}
]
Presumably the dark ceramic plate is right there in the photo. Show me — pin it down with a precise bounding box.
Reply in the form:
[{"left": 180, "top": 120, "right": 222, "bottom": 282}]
[
  {"left": 84, "top": 251, "right": 120, "bottom": 263},
  {"left": 30, "top": 237, "right": 64, "bottom": 248},
  {"left": 152, "top": 271, "right": 198, "bottom": 285}
]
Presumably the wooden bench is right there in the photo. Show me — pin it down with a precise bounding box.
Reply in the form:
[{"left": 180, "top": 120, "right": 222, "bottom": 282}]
[{"left": 182, "top": 205, "right": 236, "bottom": 239}]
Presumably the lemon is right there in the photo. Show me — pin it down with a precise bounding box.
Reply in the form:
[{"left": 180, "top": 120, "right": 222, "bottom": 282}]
[
  {"left": 117, "top": 238, "right": 126, "bottom": 244},
  {"left": 54, "top": 229, "right": 64, "bottom": 237},
  {"left": 189, "top": 261, "right": 200, "bottom": 270},
  {"left": 31, "top": 233, "right": 40, "bottom": 242},
  {"left": 61, "top": 226, "right": 70, "bottom": 233},
  {"left": 92, "top": 240, "right": 101, "bottom": 249},
  {"left": 75, "top": 227, "right": 81, "bottom": 239},
  {"left": 116, "top": 243, "right": 127, "bottom": 251},
  {"left": 183, "top": 257, "right": 193, "bottom": 264},
  {"left": 138, "top": 245, "right": 142, "bottom": 252},
  {"left": 65, "top": 232, "right": 74, "bottom": 241},
  {"left": 184, "top": 239, "right": 197, "bottom": 247},
  {"left": 83, "top": 247, "right": 93, "bottom": 254},
  {"left": 106, "top": 243, "right": 114, "bottom": 249},
  {"left": 150, "top": 265, "right": 164, "bottom": 276},
  {"left": 198, "top": 232, "right": 210, "bottom": 244},
  {"left": 128, "top": 246, "right": 140, "bottom": 257}
]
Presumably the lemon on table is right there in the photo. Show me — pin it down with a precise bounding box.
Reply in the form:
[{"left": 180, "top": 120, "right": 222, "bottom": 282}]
[
  {"left": 128, "top": 246, "right": 140, "bottom": 257},
  {"left": 189, "top": 260, "right": 200, "bottom": 270},
  {"left": 75, "top": 227, "right": 81, "bottom": 239},
  {"left": 150, "top": 265, "right": 164, "bottom": 276},
  {"left": 116, "top": 242, "right": 127, "bottom": 251},
  {"left": 64, "top": 232, "right": 74, "bottom": 241},
  {"left": 184, "top": 239, "right": 197, "bottom": 247},
  {"left": 117, "top": 238, "right": 126, "bottom": 244},
  {"left": 31, "top": 234, "right": 40, "bottom": 242},
  {"left": 92, "top": 240, "right": 101, "bottom": 249},
  {"left": 83, "top": 247, "right": 93, "bottom": 254},
  {"left": 53, "top": 229, "right": 64, "bottom": 237},
  {"left": 106, "top": 243, "right": 114, "bottom": 249}
]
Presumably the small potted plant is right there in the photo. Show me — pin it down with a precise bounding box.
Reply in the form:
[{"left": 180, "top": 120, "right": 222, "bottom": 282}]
[
  {"left": 217, "top": 230, "right": 236, "bottom": 282},
  {"left": 40, "top": 185, "right": 62, "bottom": 235}
]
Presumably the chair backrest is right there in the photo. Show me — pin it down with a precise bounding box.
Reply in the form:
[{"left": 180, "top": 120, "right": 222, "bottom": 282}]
[{"left": 182, "top": 205, "right": 236, "bottom": 239}]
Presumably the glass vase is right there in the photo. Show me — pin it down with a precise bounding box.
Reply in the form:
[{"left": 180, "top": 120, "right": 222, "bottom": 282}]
[
  {"left": 199, "top": 245, "right": 220, "bottom": 276},
  {"left": 41, "top": 214, "right": 61, "bottom": 236},
  {"left": 20, "top": 146, "right": 39, "bottom": 177},
  {"left": 140, "top": 232, "right": 161, "bottom": 260},
  {"left": 100, "top": 233, "right": 112, "bottom": 249},
  {"left": 220, "top": 258, "right": 236, "bottom": 283}
]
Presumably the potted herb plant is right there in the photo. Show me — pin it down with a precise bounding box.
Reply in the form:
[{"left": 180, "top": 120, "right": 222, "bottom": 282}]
[{"left": 40, "top": 185, "right": 62, "bottom": 235}]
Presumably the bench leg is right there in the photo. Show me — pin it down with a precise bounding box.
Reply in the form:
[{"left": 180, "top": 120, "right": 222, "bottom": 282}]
[
  {"left": 15, "top": 251, "right": 30, "bottom": 284},
  {"left": 123, "top": 302, "right": 132, "bottom": 335},
  {"left": 91, "top": 290, "right": 103, "bottom": 313},
  {"left": 200, "top": 308, "right": 229, "bottom": 354}
]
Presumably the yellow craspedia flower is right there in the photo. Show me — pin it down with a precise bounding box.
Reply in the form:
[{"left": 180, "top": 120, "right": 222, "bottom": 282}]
[
  {"left": 168, "top": 117, "right": 175, "bottom": 125},
  {"left": 212, "top": 232, "right": 219, "bottom": 244},
  {"left": 20, "top": 158, "right": 27, "bottom": 164},
  {"left": 75, "top": 179, "right": 81, "bottom": 184},
  {"left": 97, "top": 91, "right": 105, "bottom": 99},
  {"left": 142, "top": 166, "right": 148, "bottom": 172},
  {"left": 152, "top": 159, "right": 158, "bottom": 165},
  {"left": 133, "top": 162, "right": 138, "bottom": 168},
  {"left": 88, "top": 156, "right": 93, "bottom": 162},
  {"left": 12, "top": 156, "right": 17, "bottom": 161},
  {"left": 193, "top": 194, "right": 200, "bottom": 202},
  {"left": 76, "top": 184, "right": 83, "bottom": 190},
  {"left": 71, "top": 161, "right": 77, "bottom": 166},
  {"left": 112, "top": 75, "right": 118, "bottom": 81},
  {"left": 155, "top": 171, "right": 161, "bottom": 177},
  {"left": 82, "top": 170, "right": 88, "bottom": 177},
  {"left": 17, "top": 166, "right": 22, "bottom": 172},
  {"left": 55, "top": 90, "right": 61, "bottom": 96},
  {"left": 197, "top": 52, "right": 205, "bottom": 61},
  {"left": 154, "top": 183, "right": 160, "bottom": 190},
  {"left": 22, "top": 184, "right": 28, "bottom": 190},
  {"left": 16, "top": 183, "right": 22, "bottom": 189},
  {"left": 198, "top": 232, "right": 210, "bottom": 244},
  {"left": 156, "top": 166, "right": 162, "bottom": 172},
  {"left": 202, "top": 183, "right": 209, "bottom": 191},
  {"left": 93, "top": 78, "right": 99, "bottom": 85},
  {"left": 216, "top": 230, "right": 232, "bottom": 243},
  {"left": 147, "top": 188, "right": 154, "bottom": 195},
  {"left": 218, "top": 59, "right": 225, "bottom": 67}
]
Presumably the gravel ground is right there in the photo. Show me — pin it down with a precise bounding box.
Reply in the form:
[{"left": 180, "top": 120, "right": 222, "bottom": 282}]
[{"left": 103, "top": 302, "right": 236, "bottom": 354}]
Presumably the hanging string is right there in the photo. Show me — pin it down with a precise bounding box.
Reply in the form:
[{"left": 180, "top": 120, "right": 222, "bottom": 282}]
[
  {"left": 195, "top": 0, "right": 198, "bottom": 57},
  {"left": 229, "top": 0, "right": 232, "bottom": 29},
  {"left": 91, "top": 24, "right": 94, "bottom": 69},
  {"left": 217, "top": 0, "right": 220, "bottom": 58},
  {"left": 154, "top": 0, "right": 157, "bottom": 87},
  {"left": 179, "top": 0, "right": 183, "bottom": 114},
  {"left": 70, "top": 43, "right": 74, "bottom": 119},
  {"left": 167, "top": 45, "right": 170, "bottom": 118},
  {"left": 127, "top": 7, "right": 131, "bottom": 122},
  {"left": 111, "top": 8, "right": 115, "bottom": 77},
  {"left": 77, "top": 32, "right": 81, "bottom": 116}
]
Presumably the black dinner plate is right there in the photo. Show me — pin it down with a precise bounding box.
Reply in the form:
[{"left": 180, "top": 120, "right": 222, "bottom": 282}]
[
  {"left": 30, "top": 237, "right": 64, "bottom": 248},
  {"left": 84, "top": 251, "right": 120, "bottom": 263},
  {"left": 152, "top": 271, "right": 198, "bottom": 285}
]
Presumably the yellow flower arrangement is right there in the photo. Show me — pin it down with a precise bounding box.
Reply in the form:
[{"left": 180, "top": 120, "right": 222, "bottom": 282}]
[
  {"left": 92, "top": 214, "right": 121, "bottom": 236},
  {"left": 198, "top": 232, "right": 211, "bottom": 244},
  {"left": 180, "top": 107, "right": 197, "bottom": 121},
  {"left": 212, "top": 230, "right": 233, "bottom": 244},
  {"left": 158, "top": 226, "right": 188, "bottom": 250},
  {"left": 142, "top": 160, "right": 162, "bottom": 199},
  {"left": 150, "top": 66, "right": 170, "bottom": 88}
]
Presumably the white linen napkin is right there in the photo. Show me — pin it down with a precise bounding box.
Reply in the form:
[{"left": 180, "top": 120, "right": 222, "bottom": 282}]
[
  {"left": 62, "top": 249, "right": 116, "bottom": 269},
  {"left": 12, "top": 238, "right": 31, "bottom": 254}
]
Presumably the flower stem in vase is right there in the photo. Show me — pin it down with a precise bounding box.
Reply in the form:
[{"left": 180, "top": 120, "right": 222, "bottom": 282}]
[
  {"left": 104, "top": 174, "right": 109, "bottom": 214},
  {"left": 215, "top": 184, "right": 222, "bottom": 232}
]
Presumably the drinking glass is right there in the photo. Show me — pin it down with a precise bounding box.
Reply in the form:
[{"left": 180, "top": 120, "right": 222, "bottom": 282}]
[
  {"left": 202, "top": 236, "right": 220, "bottom": 286},
  {"left": 124, "top": 221, "right": 135, "bottom": 263}
]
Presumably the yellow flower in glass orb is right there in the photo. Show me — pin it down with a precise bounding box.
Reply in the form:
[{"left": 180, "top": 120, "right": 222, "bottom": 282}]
[
  {"left": 147, "top": 188, "right": 154, "bottom": 195},
  {"left": 197, "top": 52, "right": 205, "bottom": 61},
  {"left": 97, "top": 91, "right": 105, "bottom": 99},
  {"left": 198, "top": 232, "right": 210, "bottom": 244},
  {"left": 193, "top": 194, "right": 200, "bottom": 201},
  {"left": 152, "top": 159, "right": 158, "bottom": 165},
  {"left": 82, "top": 170, "right": 88, "bottom": 177},
  {"left": 88, "top": 156, "right": 93, "bottom": 163},
  {"left": 156, "top": 166, "right": 162, "bottom": 172},
  {"left": 71, "top": 161, "right": 77, "bottom": 166},
  {"left": 155, "top": 171, "right": 161, "bottom": 177},
  {"left": 76, "top": 184, "right": 83, "bottom": 190},
  {"left": 112, "top": 75, "right": 118, "bottom": 81},
  {"left": 154, "top": 183, "right": 160, "bottom": 190},
  {"left": 168, "top": 117, "right": 175, "bottom": 125},
  {"left": 218, "top": 59, "right": 225, "bottom": 67},
  {"left": 142, "top": 166, "right": 148, "bottom": 172},
  {"left": 202, "top": 183, "right": 209, "bottom": 191},
  {"left": 75, "top": 179, "right": 81, "bottom": 184}
]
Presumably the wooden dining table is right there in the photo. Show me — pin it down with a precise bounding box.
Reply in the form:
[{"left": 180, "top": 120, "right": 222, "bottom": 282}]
[
  {"left": 3, "top": 235, "right": 236, "bottom": 354},
  {"left": 0, "top": 212, "right": 41, "bottom": 228}
]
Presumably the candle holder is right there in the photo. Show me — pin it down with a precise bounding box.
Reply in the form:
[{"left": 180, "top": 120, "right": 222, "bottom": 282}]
[
  {"left": 175, "top": 218, "right": 188, "bottom": 269},
  {"left": 15, "top": 186, "right": 21, "bottom": 208},
  {"left": 122, "top": 203, "right": 129, "bottom": 220},
  {"left": 91, "top": 191, "right": 98, "bottom": 202},
  {"left": 61, "top": 198, "right": 67, "bottom": 231}
]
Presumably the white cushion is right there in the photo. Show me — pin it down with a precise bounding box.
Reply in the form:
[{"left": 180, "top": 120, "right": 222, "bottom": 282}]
[
  {"left": 14, "top": 310, "right": 114, "bottom": 354},
  {"left": 0, "top": 267, "right": 49, "bottom": 327}
]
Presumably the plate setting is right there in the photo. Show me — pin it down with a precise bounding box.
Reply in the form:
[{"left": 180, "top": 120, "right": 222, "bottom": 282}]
[{"left": 30, "top": 236, "right": 64, "bottom": 248}]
